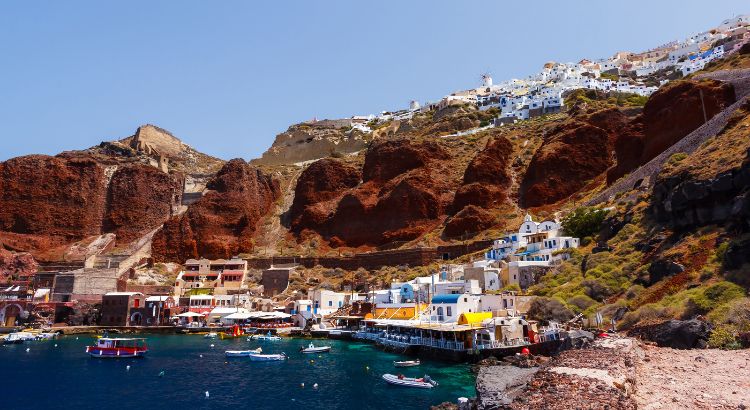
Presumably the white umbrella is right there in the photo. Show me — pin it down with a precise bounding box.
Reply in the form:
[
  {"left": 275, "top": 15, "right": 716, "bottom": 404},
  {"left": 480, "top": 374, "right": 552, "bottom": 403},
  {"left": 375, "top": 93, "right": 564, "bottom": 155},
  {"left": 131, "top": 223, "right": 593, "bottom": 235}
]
[{"left": 177, "top": 312, "right": 205, "bottom": 318}]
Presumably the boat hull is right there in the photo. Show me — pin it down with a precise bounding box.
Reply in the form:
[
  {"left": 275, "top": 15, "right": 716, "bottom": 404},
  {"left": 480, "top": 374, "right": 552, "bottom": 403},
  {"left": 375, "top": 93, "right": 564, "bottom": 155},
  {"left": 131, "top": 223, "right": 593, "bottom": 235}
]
[
  {"left": 301, "top": 347, "right": 331, "bottom": 354},
  {"left": 248, "top": 354, "right": 286, "bottom": 361},
  {"left": 381, "top": 374, "right": 435, "bottom": 389},
  {"left": 86, "top": 348, "right": 148, "bottom": 358},
  {"left": 394, "top": 360, "right": 420, "bottom": 367},
  {"left": 225, "top": 349, "right": 263, "bottom": 357}
]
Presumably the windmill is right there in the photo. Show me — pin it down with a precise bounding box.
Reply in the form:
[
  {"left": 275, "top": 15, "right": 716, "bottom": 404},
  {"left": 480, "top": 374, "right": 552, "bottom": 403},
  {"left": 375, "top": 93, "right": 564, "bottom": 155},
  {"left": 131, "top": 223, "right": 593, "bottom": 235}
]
[{"left": 481, "top": 72, "right": 493, "bottom": 88}]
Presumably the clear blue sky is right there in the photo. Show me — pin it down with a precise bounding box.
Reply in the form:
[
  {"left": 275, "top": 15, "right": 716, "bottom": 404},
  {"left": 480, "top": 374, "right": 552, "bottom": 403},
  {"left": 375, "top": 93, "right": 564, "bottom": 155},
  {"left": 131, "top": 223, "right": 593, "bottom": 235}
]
[{"left": 1, "top": 1, "right": 747, "bottom": 162}]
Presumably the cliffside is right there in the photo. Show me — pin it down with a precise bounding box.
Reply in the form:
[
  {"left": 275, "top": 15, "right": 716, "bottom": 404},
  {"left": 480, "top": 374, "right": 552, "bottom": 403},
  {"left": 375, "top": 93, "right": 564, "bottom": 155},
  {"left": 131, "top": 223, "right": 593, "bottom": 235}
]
[
  {"left": 0, "top": 248, "right": 38, "bottom": 284},
  {"left": 607, "top": 79, "right": 736, "bottom": 183},
  {"left": 152, "top": 159, "right": 281, "bottom": 261},
  {"left": 252, "top": 120, "right": 371, "bottom": 166}
]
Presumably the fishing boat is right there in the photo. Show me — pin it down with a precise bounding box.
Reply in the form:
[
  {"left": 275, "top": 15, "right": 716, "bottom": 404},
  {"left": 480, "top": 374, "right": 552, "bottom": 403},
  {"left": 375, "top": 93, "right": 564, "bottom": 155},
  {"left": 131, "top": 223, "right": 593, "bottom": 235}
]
[
  {"left": 204, "top": 332, "right": 218, "bottom": 339},
  {"left": 85, "top": 338, "right": 148, "bottom": 358},
  {"left": 300, "top": 342, "right": 331, "bottom": 354},
  {"left": 219, "top": 325, "right": 245, "bottom": 339},
  {"left": 225, "top": 347, "right": 263, "bottom": 357},
  {"left": 2, "top": 333, "right": 25, "bottom": 345},
  {"left": 35, "top": 332, "right": 58, "bottom": 340},
  {"left": 382, "top": 373, "right": 438, "bottom": 389},
  {"left": 393, "top": 359, "right": 420, "bottom": 367},
  {"left": 247, "top": 352, "right": 287, "bottom": 361},
  {"left": 249, "top": 332, "right": 281, "bottom": 341}
]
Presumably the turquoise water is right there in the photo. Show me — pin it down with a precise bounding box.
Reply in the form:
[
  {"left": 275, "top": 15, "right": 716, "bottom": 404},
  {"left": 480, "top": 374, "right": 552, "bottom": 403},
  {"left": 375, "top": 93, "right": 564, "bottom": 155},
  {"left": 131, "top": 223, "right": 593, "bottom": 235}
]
[{"left": 0, "top": 335, "right": 475, "bottom": 410}]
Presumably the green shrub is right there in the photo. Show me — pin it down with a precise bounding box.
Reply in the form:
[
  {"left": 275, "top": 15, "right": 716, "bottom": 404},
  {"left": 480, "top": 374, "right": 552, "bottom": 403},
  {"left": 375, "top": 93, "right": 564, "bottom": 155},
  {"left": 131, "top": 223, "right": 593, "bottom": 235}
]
[
  {"left": 708, "top": 324, "right": 743, "bottom": 349},
  {"left": 568, "top": 294, "right": 597, "bottom": 312},
  {"left": 667, "top": 152, "right": 688, "bottom": 166},
  {"left": 619, "top": 303, "right": 674, "bottom": 329},
  {"left": 561, "top": 207, "right": 608, "bottom": 239},
  {"left": 527, "top": 297, "right": 574, "bottom": 324},
  {"left": 687, "top": 281, "right": 746, "bottom": 315},
  {"left": 502, "top": 283, "right": 521, "bottom": 292}
]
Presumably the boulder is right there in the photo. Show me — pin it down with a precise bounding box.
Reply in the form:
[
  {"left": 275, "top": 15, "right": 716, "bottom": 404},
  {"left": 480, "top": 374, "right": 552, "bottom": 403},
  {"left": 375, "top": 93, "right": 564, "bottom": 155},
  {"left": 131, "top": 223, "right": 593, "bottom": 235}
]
[
  {"left": 628, "top": 319, "right": 712, "bottom": 349},
  {"left": 642, "top": 259, "right": 685, "bottom": 285}
]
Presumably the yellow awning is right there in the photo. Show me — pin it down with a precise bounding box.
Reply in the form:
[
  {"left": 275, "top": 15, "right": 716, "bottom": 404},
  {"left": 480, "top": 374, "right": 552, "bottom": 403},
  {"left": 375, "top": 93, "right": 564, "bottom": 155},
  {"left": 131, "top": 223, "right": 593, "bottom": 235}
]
[{"left": 457, "top": 312, "right": 492, "bottom": 325}]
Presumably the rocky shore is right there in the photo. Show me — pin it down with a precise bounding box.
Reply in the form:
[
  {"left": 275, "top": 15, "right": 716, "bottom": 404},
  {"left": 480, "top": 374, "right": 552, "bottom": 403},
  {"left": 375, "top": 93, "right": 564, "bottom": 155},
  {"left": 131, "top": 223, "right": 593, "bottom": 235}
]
[{"left": 471, "top": 336, "right": 750, "bottom": 410}]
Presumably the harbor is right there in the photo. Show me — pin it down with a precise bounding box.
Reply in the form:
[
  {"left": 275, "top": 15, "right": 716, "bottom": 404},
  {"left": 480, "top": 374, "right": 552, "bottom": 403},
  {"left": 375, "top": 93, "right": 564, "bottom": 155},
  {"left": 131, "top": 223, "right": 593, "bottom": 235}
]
[{"left": 0, "top": 334, "right": 475, "bottom": 410}]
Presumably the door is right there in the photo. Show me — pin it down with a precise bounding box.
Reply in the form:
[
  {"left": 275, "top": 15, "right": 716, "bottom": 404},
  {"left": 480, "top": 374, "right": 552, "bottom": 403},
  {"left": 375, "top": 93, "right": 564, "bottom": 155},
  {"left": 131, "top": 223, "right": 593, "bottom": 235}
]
[{"left": 4, "top": 305, "right": 21, "bottom": 326}]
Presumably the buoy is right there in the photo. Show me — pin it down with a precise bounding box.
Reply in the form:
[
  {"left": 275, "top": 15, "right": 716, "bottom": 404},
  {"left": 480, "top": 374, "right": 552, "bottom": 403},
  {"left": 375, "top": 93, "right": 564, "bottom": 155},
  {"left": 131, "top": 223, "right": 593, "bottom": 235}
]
[
  {"left": 54, "top": 344, "right": 58, "bottom": 347},
  {"left": 521, "top": 347, "right": 530, "bottom": 356},
  {"left": 26, "top": 348, "right": 30, "bottom": 352},
  {"left": 205, "top": 391, "right": 209, "bottom": 398},
  {"left": 365, "top": 366, "right": 369, "bottom": 371},
  {"left": 126, "top": 365, "right": 130, "bottom": 371},
  {"left": 300, "top": 383, "right": 305, "bottom": 388},
  {"left": 76, "top": 337, "right": 79, "bottom": 340},
  {"left": 159, "top": 371, "right": 165, "bottom": 377},
  {"left": 199, "top": 354, "right": 203, "bottom": 358},
  {"left": 210, "top": 344, "right": 215, "bottom": 348},
  {"left": 313, "top": 383, "right": 318, "bottom": 389},
  {"left": 309, "top": 360, "right": 314, "bottom": 364}
]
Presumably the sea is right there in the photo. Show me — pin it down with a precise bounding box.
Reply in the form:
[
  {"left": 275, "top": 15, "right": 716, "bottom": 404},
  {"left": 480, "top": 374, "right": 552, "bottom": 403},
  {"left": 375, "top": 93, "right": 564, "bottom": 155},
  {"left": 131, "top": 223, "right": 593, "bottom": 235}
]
[{"left": 0, "top": 334, "right": 476, "bottom": 410}]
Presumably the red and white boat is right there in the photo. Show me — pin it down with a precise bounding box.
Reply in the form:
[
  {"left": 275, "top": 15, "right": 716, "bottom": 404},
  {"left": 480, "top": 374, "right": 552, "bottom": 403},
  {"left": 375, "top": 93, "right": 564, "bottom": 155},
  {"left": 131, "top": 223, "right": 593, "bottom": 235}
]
[{"left": 86, "top": 338, "right": 148, "bottom": 358}]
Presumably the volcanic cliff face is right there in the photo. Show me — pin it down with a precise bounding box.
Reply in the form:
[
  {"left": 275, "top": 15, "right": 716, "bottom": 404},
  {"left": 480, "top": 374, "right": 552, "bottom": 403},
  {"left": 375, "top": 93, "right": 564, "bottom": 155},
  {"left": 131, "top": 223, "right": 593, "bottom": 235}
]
[
  {"left": 151, "top": 159, "right": 281, "bottom": 261},
  {"left": 0, "top": 155, "right": 108, "bottom": 252},
  {"left": 444, "top": 136, "right": 514, "bottom": 237},
  {"left": 0, "top": 153, "right": 189, "bottom": 257},
  {"left": 289, "top": 158, "right": 362, "bottom": 232},
  {"left": 520, "top": 120, "right": 613, "bottom": 208},
  {"left": 103, "top": 165, "right": 184, "bottom": 244},
  {"left": 290, "top": 139, "right": 460, "bottom": 247},
  {"left": 607, "top": 79, "right": 736, "bottom": 184}
]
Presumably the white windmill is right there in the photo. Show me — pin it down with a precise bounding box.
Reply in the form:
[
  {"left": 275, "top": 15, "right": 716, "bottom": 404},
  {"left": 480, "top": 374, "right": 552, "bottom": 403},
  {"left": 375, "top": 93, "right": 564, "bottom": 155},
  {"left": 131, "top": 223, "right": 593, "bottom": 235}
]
[
  {"left": 409, "top": 100, "right": 421, "bottom": 111},
  {"left": 481, "top": 73, "right": 493, "bottom": 88}
]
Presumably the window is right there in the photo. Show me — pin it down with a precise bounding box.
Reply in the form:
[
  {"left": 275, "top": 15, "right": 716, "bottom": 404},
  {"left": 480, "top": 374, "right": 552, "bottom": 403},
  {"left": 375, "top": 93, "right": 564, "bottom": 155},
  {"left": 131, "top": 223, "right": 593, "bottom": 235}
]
[{"left": 446, "top": 307, "right": 452, "bottom": 316}]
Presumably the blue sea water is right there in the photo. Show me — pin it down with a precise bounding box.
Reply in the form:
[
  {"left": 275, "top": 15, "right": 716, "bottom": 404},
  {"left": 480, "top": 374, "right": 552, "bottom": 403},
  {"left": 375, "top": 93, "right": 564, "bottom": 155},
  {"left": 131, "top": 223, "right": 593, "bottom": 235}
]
[{"left": 0, "top": 335, "right": 476, "bottom": 410}]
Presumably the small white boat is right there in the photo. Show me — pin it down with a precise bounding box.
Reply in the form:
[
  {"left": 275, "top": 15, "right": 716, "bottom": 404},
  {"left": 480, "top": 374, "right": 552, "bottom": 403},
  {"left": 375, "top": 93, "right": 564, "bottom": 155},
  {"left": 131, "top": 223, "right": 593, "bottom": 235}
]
[
  {"left": 3, "top": 333, "right": 25, "bottom": 345},
  {"left": 382, "top": 373, "right": 438, "bottom": 389},
  {"left": 394, "top": 359, "right": 420, "bottom": 367},
  {"left": 247, "top": 352, "right": 287, "bottom": 361},
  {"left": 225, "top": 347, "right": 263, "bottom": 357},
  {"left": 204, "top": 332, "right": 218, "bottom": 339},
  {"left": 300, "top": 343, "right": 331, "bottom": 354},
  {"left": 249, "top": 332, "right": 281, "bottom": 341}
]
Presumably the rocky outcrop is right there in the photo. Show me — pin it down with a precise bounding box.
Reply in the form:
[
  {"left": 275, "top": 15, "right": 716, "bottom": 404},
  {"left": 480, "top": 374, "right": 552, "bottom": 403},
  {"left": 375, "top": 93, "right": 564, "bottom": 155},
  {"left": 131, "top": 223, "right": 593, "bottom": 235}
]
[
  {"left": 608, "top": 79, "right": 736, "bottom": 183},
  {"left": 103, "top": 165, "right": 184, "bottom": 244},
  {"left": 627, "top": 319, "right": 712, "bottom": 349},
  {"left": 651, "top": 145, "right": 750, "bottom": 231},
  {"left": 444, "top": 205, "right": 496, "bottom": 238},
  {"left": 152, "top": 159, "right": 280, "bottom": 261},
  {"left": 252, "top": 120, "right": 369, "bottom": 166},
  {"left": 290, "top": 139, "right": 458, "bottom": 247},
  {"left": 0, "top": 155, "right": 108, "bottom": 242},
  {"left": 0, "top": 249, "right": 37, "bottom": 282},
  {"left": 451, "top": 136, "right": 513, "bottom": 214},
  {"left": 521, "top": 121, "right": 612, "bottom": 207},
  {"left": 289, "top": 158, "right": 361, "bottom": 232}
]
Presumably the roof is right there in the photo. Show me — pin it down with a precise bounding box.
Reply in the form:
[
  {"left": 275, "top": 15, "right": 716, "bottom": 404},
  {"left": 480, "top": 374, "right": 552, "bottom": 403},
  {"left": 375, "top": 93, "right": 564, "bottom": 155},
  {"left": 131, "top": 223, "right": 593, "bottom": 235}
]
[
  {"left": 189, "top": 295, "right": 214, "bottom": 300},
  {"left": 104, "top": 292, "right": 143, "bottom": 297},
  {"left": 209, "top": 307, "right": 249, "bottom": 316},
  {"left": 431, "top": 294, "right": 461, "bottom": 304},
  {"left": 146, "top": 296, "right": 172, "bottom": 302},
  {"left": 457, "top": 312, "right": 492, "bottom": 325}
]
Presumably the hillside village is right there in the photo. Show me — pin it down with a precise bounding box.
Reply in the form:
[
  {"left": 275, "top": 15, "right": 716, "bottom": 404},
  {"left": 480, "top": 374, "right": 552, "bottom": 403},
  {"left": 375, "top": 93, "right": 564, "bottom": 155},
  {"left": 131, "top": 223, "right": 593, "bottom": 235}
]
[{"left": 2, "top": 14, "right": 750, "bottom": 408}]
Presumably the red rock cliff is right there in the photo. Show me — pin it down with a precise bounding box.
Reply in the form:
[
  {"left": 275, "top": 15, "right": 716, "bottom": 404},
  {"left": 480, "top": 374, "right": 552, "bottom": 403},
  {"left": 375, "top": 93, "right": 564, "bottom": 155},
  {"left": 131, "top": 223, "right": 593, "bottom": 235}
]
[
  {"left": 0, "top": 155, "right": 108, "bottom": 245},
  {"left": 607, "top": 79, "right": 736, "bottom": 184},
  {"left": 151, "top": 159, "right": 280, "bottom": 261},
  {"left": 103, "top": 164, "right": 184, "bottom": 244}
]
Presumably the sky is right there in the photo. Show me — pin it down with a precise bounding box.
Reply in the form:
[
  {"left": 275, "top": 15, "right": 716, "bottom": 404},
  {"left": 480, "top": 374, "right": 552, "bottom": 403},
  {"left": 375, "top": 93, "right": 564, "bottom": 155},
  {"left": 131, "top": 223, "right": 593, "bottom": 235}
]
[{"left": 0, "top": 1, "right": 748, "bottom": 162}]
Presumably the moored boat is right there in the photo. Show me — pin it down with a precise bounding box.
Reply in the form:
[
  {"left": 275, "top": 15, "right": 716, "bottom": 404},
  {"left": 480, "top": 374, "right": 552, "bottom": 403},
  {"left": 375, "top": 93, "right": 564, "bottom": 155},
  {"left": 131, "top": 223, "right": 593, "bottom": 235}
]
[
  {"left": 86, "top": 338, "right": 148, "bottom": 358},
  {"left": 300, "top": 342, "right": 331, "bottom": 354},
  {"left": 247, "top": 352, "right": 287, "bottom": 361},
  {"left": 249, "top": 332, "right": 281, "bottom": 341},
  {"left": 3, "top": 333, "right": 25, "bottom": 345},
  {"left": 225, "top": 347, "right": 263, "bottom": 357},
  {"left": 382, "top": 373, "right": 438, "bottom": 389},
  {"left": 393, "top": 359, "right": 420, "bottom": 367},
  {"left": 204, "top": 332, "right": 218, "bottom": 339}
]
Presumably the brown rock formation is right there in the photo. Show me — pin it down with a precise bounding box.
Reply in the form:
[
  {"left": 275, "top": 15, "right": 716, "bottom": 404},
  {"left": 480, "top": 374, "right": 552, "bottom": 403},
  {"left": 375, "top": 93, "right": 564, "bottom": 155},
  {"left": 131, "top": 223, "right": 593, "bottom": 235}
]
[
  {"left": 521, "top": 121, "right": 612, "bottom": 207},
  {"left": 452, "top": 136, "right": 513, "bottom": 212},
  {"left": 291, "top": 139, "right": 458, "bottom": 247},
  {"left": 103, "top": 165, "right": 184, "bottom": 244},
  {"left": 152, "top": 159, "right": 280, "bottom": 261},
  {"left": 607, "top": 79, "right": 736, "bottom": 183},
  {"left": 289, "top": 158, "right": 361, "bottom": 231},
  {"left": 0, "top": 155, "right": 108, "bottom": 242},
  {"left": 0, "top": 248, "right": 38, "bottom": 283},
  {"left": 444, "top": 205, "right": 496, "bottom": 238}
]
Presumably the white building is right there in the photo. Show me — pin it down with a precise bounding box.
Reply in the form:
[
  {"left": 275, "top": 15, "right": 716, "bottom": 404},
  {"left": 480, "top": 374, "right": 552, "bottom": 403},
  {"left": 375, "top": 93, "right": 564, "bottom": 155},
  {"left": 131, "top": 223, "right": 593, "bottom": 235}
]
[{"left": 423, "top": 294, "right": 481, "bottom": 323}]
